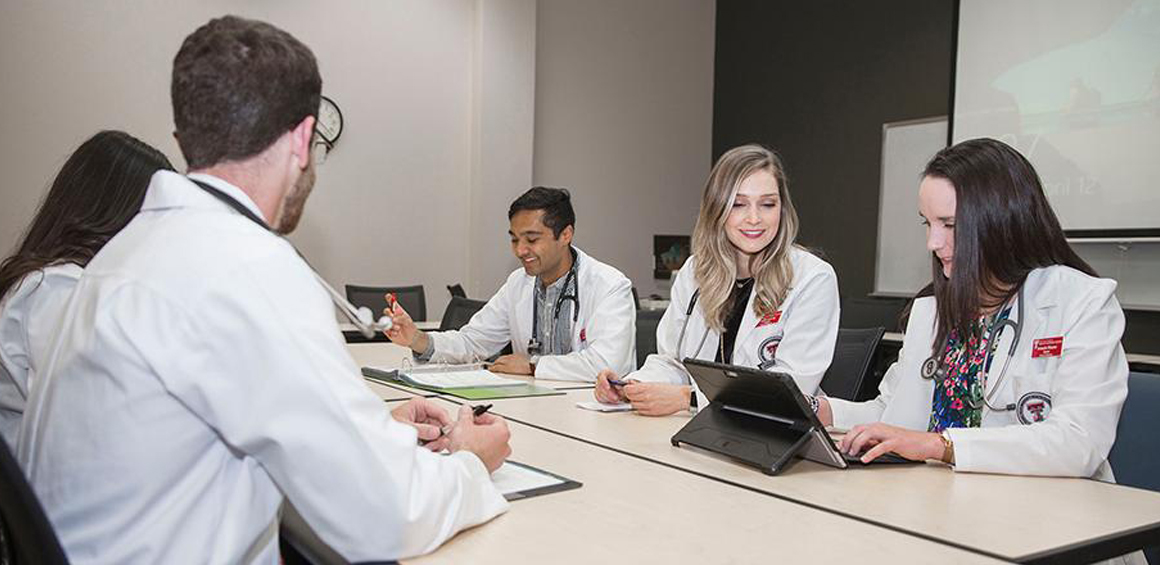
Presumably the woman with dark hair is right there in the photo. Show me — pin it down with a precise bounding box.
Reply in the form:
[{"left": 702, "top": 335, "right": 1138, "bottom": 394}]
[
  {"left": 594, "top": 144, "right": 840, "bottom": 415},
  {"left": 817, "top": 138, "right": 1129, "bottom": 480},
  {"left": 0, "top": 130, "right": 173, "bottom": 446}
]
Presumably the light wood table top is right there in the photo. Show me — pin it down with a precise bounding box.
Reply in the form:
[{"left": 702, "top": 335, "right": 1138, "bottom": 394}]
[
  {"left": 471, "top": 390, "right": 1160, "bottom": 563},
  {"left": 405, "top": 397, "right": 1002, "bottom": 565}
]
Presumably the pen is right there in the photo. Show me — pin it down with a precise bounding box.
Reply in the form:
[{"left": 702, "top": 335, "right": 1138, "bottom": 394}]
[
  {"left": 607, "top": 378, "right": 630, "bottom": 387},
  {"left": 472, "top": 403, "right": 493, "bottom": 417}
]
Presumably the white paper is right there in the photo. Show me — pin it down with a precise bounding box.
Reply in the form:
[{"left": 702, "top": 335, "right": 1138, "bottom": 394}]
[
  {"left": 575, "top": 401, "right": 634, "bottom": 413},
  {"left": 403, "top": 368, "right": 524, "bottom": 389},
  {"left": 491, "top": 461, "right": 565, "bottom": 497}
]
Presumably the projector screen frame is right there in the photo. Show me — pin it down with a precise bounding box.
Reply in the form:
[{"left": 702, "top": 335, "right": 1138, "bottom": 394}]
[{"left": 948, "top": 0, "right": 1160, "bottom": 240}]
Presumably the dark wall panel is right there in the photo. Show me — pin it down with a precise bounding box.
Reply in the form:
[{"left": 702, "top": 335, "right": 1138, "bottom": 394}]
[{"left": 713, "top": 0, "right": 955, "bottom": 300}]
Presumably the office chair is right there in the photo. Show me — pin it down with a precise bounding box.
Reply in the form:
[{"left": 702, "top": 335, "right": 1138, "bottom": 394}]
[
  {"left": 818, "top": 327, "right": 885, "bottom": 401},
  {"left": 280, "top": 502, "right": 398, "bottom": 565},
  {"left": 439, "top": 296, "right": 487, "bottom": 331},
  {"left": 631, "top": 287, "right": 641, "bottom": 310},
  {"left": 1109, "top": 372, "right": 1160, "bottom": 565},
  {"left": 446, "top": 284, "right": 467, "bottom": 299},
  {"left": 635, "top": 309, "right": 664, "bottom": 369},
  {"left": 345, "top": 284, "right": 427, "bottom": 322},
  {"left": 0, "top": 439, "right": 69, "bottom": 564}
]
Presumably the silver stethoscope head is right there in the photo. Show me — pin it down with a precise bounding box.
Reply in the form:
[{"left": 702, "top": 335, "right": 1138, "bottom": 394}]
[{"left": 313, "top": 272, "right": 393, "bottom": 339}]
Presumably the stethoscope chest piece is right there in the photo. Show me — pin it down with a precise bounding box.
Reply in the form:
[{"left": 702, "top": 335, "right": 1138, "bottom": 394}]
[{"left": 921, "top": 356, "right": 941, "bottom": 380}]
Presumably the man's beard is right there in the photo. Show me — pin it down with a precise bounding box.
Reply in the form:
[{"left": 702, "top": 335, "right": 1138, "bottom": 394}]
[{"left": 274, "top": 160, "right": 316, "bottom": 235}]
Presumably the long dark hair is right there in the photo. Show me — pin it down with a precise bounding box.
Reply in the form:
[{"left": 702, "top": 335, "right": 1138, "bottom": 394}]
[
  {"left": 0, "top": 130, "right": 173, "bottom": 300},
  {"left": 923, "top": 138, "right": 1095, "bottom": 354}
]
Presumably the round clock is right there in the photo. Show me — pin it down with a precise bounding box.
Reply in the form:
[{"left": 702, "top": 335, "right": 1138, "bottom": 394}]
[{"left": 316, "top": 95, "right": 343, "bottom": 146}]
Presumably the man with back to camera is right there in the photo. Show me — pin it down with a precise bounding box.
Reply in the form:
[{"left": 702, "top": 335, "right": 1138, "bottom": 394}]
[
  {"left": 17, "top": 16, "right": 511, "bottom": 562},
  {"left": 386, "top": 187, "right": 637, "bottom": 382}
]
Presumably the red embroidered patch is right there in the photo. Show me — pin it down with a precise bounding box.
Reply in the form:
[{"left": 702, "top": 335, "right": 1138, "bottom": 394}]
[
  {"left": 756, "top": 311, "right": 782, "bottom": 328},
  {"left": 580, "top": 328, "right": 587, "bottom": 342},
  {"left": 1031, "top": 336, "right": 1063, "bottom": 358}
]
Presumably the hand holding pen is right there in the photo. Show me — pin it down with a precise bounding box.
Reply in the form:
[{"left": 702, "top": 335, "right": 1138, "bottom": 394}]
[
  {"left": 447, "top": 403, "right": 511, "bottom": 472},
  {"left": 420, "top": 403, "right": 494, "bottom": 446}
]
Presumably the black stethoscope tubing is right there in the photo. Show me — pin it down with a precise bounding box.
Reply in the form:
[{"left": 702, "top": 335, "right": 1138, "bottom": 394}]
[
  {"left": 921, "top": 284, "right": 1025, "bottom": 412},
  {"left": 528, "top": 251, "right": 580, "bottom": 355},
  {"left": 675, "top": 289, "right": 711, "bottom": 359}
]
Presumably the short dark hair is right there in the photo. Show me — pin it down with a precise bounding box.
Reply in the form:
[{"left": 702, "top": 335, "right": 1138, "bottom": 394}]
[
  {"left": 171, "top": 16, "right": 321, "bottom": 169},
  {"left": 0, "top": 130, "right": 173, "bottom": 299},
  {"left": 923, "top": 138, "right": 1095, "bottom": 355},
  {"left": 508, "top": 186, "right": 575, "bottom": 238}
]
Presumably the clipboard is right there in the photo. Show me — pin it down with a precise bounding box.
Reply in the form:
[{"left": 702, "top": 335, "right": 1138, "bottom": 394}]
[{"left": 493, "top": 460, "right": 582, "bottom": 501}]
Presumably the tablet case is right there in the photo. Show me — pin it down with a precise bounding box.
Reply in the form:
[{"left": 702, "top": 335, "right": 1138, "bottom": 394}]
[{"left": 671, "top": 359, "right": 851, "bottom": 475}]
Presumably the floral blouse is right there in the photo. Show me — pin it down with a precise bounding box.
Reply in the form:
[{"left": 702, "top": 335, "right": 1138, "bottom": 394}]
[{"left": 928, "top": 306, "right": 1012, "bottom": 433}]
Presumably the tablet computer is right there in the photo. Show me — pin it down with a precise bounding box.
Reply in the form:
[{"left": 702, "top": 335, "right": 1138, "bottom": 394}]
[{"left": 672, "top": 358, "right": 910, "bottom": 475}]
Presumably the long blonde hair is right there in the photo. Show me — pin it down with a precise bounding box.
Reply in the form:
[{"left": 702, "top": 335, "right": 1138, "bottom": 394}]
[{"left": 692, "top": 144, "right": 800, "bottom": 332}]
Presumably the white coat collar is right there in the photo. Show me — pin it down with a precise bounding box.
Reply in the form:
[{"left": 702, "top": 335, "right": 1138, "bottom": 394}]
[{"left": 142, "top": 170, "right": 267, "bottom": 223}]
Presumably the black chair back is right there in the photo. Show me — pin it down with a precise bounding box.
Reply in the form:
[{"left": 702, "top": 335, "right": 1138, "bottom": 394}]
[
  {"left": 818, "top": 327, "right": 884, "bottom": 401},
  {"left": 345, "top": 284, "right": 427, "bottom": 322},
  {"left": 631, "top": 287, "right": 641, "bottom": 310},
  {"left": 446, "top": 284, "right": 467, "bottom": 299},
  {"left": 440, "top": 296, "right": 487, "bottom": 332},
  {"left": 0, "top": 440, "right": 69, "bottom": 564},
  {"left": 1109, "top": 371, "right": 1160, "bottom": 565},
  {"left": 635, "top": 310, "right": 664, "bottom": 369}
]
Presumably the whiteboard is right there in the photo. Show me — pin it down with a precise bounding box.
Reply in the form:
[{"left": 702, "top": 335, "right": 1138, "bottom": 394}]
[
  {"left": 872, "top": 116, "right": 1160, "bottom": 310},
  {"left": 873, "top": 117, "right": 947, "bottom": 297}
]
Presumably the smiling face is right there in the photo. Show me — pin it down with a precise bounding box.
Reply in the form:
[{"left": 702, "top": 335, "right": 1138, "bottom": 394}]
[
  {"left": 509, "top": 209, "right": 573, "bottom": 284},
  {"left": 724, "top": 169, "right": 781, "bottom": 269},
  {"left": 919, "top": 175, "right": 957, "bottom": 277}
]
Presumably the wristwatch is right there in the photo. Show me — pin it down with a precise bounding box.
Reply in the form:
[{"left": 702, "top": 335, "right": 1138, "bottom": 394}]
[
  {"left": 528, "top": 354, "right": 540, "bottom": 375},
  {"left": 939, "top": 430, "right": 956, "bottom": 465},
  {"left": 806, "top": 394, "right": 821, "bottom": 415}
]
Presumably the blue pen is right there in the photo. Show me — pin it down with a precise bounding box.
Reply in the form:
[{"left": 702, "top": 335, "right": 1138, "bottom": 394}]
[{"left": 607, "top": 378, "right": 630, "bottom": 387}]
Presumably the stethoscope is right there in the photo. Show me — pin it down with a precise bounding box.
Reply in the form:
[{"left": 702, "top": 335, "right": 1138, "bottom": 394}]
[
  {"left": 191, "top": 178, "right": 390, "bottom": 339},
  {"left": 675, "top": 289, "right": 712, "bottom": 359},
  {"left": 527, "top": 249, "right": 580, "bottom": 356},
  {"left": 920, "top": 284, "right": 1024, "bottom": 412}
]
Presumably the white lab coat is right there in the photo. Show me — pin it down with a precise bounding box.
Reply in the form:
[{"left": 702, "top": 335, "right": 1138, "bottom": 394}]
[
  {"left": 18, "top": 171, "right": 507, "bottom": 564},
  {"left": 427, "top": 247, "right": 636, "bottom": 382},
  {"left": 631, "top": 247, "right": 840, "bottom": 407},
  {"left": 829, "top": 265, "right": 1130, "bottom": 480},
  {"left": 0, "top": 263, "right": 82, "bottom": 448}
]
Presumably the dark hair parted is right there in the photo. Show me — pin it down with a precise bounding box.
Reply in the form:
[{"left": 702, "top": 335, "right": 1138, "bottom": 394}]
[
  {"left": 507, "top": 187, "right": 576, "bottom": 238},
  {"left": 172, "top": 15, "right": 321, "bottom": 169},
  {"left": 0, "top": 131, "right": 174, "bottom": 300},
  {"left": 923, "top": 138, "right": 1095, "bottom": 355}
]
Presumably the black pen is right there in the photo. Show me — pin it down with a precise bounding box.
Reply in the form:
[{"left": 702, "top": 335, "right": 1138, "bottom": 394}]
[{"left": 472, "top": 403, "right": 493, "bottom": 417}]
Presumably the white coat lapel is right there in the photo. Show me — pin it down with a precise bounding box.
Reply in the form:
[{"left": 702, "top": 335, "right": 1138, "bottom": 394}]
[{"left": 513, "top": 276, "right": 536, "bottom": 353}]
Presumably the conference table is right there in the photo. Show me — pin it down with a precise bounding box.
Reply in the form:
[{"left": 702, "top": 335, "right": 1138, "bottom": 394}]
[{"left": 349, "top": 343, "right": 1160, "bottom": 564}]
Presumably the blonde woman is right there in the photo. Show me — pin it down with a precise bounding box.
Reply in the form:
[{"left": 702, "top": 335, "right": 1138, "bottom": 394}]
[{"left": 594, "top": 144, "right": 840, "bottom": 415}]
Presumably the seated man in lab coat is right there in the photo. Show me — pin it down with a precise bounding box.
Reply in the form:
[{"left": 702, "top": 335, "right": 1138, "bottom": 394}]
[
  {"left": 18, "top": 16, "right": 511, "bottom": 563},
  {"left": 386, "top": 187, "right": 636, "bottom": 382}
]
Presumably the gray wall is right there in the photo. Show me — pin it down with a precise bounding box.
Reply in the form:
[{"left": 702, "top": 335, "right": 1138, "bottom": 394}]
[
  {"left": 0, "top": 1, "right": 716, "bottom": 321},
  {"left": 533, "top": 0, "right": 716, "bottom": 298}
]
